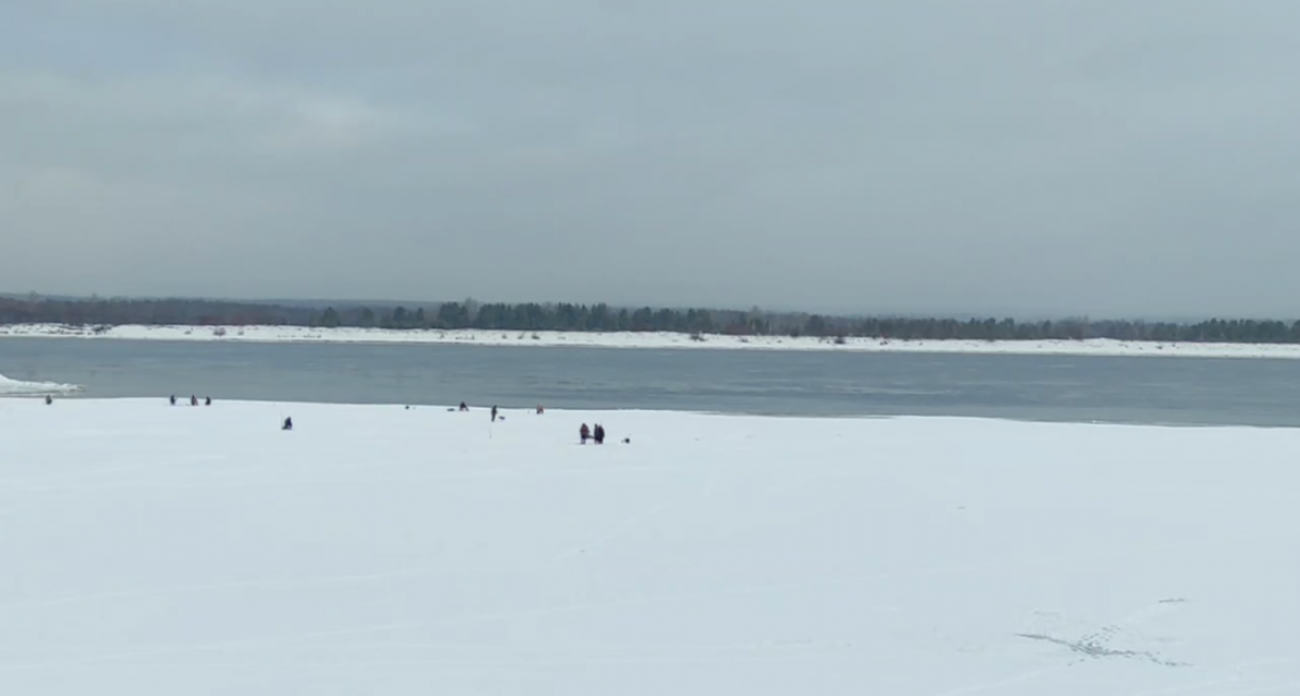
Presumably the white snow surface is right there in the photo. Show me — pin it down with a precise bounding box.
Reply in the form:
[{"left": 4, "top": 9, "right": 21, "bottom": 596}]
[
  {"left": 5, "top": 322, "right": 1300, "bottom": 359},
  {"left": 1, "top": 399, "right": 1297, "bottom": 695},
  {"left": 0, "top": 372, "right": 83, "bottom": 396}
]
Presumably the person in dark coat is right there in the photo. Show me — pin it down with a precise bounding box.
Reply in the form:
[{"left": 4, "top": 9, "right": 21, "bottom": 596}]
[
  {"left": 190, "top": 395, "right": 198, "bottom": 406},
  {"left": 205, "top": 396, "right": 212, "bottom": 406},
  {"left": 593, "top": 424, "right": 606, "bottom": 444},
  {"left": 580, "top": 423, "right": 591, "bottom": 444},
  {"left": 459, "top": 402, "right": 469, "bottom": 412},
  {"left": 170, "top": 395, "right": 177, "bottom": 406},
  {"left": 45, "top": 395, "right": 53, "bottom": 405},
  {"left": 491, "top": 405, "right": 498, "bottom": 422},
  {"left": 282, "top": 417, "right": 293, "bottom": 431}
]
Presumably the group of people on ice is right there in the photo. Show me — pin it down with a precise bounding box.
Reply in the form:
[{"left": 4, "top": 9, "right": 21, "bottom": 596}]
[
  {"left": 579, "top": 423, "right": 606, "bottom": 444},
  {"left": 457, "top": 401, "right": 623, "bottom": 445},
  {"left": 165, "top": 392, "right": 290, "bottom": 429},
  {"left": 45, "top": 392, "right": 621, "bottom": 443}
]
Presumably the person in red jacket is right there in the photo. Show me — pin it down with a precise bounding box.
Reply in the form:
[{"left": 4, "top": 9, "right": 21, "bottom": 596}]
[{"left": 580, "top": 423, "right": 591, "bottom": 444}]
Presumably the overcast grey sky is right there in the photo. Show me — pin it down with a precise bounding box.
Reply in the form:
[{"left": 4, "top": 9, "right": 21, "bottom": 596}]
[{"left": 2, "top": 1, "right": 1299, "bottom": 317}]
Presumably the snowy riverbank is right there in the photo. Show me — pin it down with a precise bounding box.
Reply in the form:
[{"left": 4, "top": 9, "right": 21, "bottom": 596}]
[
  {"left": 1, "top": 398, "right": 1298, "bottom": 694},
  {"left": 4, "top": 322, "right": 1300, "bottom": 359}
]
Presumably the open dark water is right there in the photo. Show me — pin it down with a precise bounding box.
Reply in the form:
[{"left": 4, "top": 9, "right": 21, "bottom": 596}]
[{"left": 3, "top": 337, "right": 1300, "bottom": 426}]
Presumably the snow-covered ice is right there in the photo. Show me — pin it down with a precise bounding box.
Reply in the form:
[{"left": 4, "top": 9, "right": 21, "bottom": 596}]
[
  {"left": 0, "top": 372, "right": 83, "bottom": 396},
  {"left": 6, "top": 321, "right": 1300, "bottom": 359},
  {"left": 1, "top": 398, "right": 1297, "bottom": 695}
]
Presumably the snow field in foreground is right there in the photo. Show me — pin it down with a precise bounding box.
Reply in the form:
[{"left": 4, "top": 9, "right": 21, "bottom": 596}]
[{"left": 1, "top": 399, "right": 1298, "bottom": 695}]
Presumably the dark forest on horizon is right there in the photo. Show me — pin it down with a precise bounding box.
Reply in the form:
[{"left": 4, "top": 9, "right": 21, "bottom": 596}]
[{"left": 1, "top": 294, "right": 1298, "bottom": 344}]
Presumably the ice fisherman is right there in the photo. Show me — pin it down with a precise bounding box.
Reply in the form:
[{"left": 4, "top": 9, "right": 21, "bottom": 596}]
[
  {"left": 491, "top": 405, "right": 499, "bottom": 422},
  {"left": 593, "top": 424, "right": 606, "bottom": 445},
  {"left": 580, "top": 423, "right": 591, "bottom": 444},
  {"left": 282, "top": 417, "right": 293, "bottom": 431}
]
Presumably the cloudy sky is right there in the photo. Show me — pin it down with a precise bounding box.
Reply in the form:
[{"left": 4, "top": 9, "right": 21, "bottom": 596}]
[{"left": 2, "top": 1, "right": 1298, "bottom": 317}]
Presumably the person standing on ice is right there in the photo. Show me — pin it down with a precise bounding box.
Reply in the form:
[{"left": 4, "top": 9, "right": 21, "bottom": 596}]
[
  {"left": 491, "top": 405, "right": 498, "bottom": 422},
  {"left": 580, "top": 423, "right": 591, "bottom": 444},
  {"left": 593, "top": 424, "right": 605, "bottom": 444},
  {"left": 282, "top": 417, "right": 293, "bottom": 431},
  {"left": 169, "top": 395, "right": 177, "bottom": 406},
  {"left": 205, "top": 396, "right": 212, "bottom": 406},
  {"left": 190, "top": 395, "right": 198, "bottom": 406}
]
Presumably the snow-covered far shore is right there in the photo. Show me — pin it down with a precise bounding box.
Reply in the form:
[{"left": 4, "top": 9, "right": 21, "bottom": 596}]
[
  {"left": 2, "top": 398, "right": 1299, "bottom": 694},
  {"left": 3, "top": 321, "right": 1300, "bottom": 359}
]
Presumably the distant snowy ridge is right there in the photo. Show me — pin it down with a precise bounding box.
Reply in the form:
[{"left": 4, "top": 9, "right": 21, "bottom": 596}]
[
  {"left": 4, "top": 322, "right": 1300, "bottom": 359},
  {"left": 0, "top": 372, "right": 83, "bottom": 396}
]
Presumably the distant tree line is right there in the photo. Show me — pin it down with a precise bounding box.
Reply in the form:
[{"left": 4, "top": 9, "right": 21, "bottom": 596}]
[{"left": 3, "top": 294, "right": 1300, "bottom": 344}]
